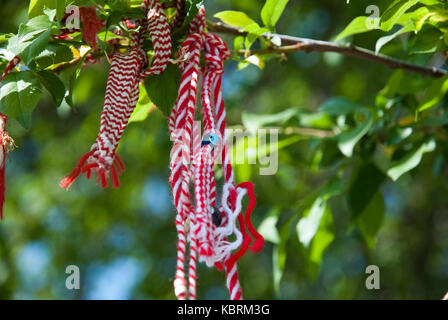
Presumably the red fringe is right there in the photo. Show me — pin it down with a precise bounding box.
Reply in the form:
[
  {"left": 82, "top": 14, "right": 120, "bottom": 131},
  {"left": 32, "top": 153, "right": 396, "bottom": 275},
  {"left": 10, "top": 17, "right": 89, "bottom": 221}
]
[
  {"left": 237, "top": 182, "right": 264, "bottom": 253},
  {"left": 60, "top": 151, "right": 125, "bottom": 190},
  {"left": 60, "top": 150, "right": 95, "bottom": 190}
]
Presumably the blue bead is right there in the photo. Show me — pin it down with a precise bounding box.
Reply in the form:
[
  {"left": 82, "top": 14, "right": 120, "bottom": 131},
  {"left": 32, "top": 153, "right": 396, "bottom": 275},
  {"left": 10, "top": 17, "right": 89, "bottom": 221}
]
[{"left": 202, "top": 132, "right": 219, "bottom": 148}]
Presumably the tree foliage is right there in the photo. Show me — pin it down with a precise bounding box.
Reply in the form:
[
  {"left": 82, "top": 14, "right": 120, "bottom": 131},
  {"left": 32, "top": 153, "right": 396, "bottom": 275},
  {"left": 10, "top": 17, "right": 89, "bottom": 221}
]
[{"left": 0, "top": 0, "right": 448, "bottom": 299}]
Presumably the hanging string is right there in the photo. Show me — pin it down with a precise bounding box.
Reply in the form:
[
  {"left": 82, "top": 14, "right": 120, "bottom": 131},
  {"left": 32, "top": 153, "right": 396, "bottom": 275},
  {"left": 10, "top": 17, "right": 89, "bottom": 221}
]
[
  {"left": 0, "top": 56, "right": 20, "bottom": 219},
  {"left": 169, "top": 4, "right": 264, "bottom": 300},
  {"left": 60, "top": 0, "right": 172, "bottom": 190},
  {"left": 0, "top": 114, "right": 15, "bottom": 219}
]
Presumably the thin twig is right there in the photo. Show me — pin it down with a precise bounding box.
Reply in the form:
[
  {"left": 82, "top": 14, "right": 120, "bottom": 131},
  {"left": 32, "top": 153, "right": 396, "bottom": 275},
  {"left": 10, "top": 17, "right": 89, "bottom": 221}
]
[{"left": 207, "top": 20, "right": 447, "bottom": 78}]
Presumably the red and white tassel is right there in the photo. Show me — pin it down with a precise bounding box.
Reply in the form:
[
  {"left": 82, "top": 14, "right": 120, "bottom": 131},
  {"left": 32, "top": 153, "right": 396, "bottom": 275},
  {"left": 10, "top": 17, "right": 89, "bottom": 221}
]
[{"left": 61, "top": 0, "right": 171, "bottom": 190}]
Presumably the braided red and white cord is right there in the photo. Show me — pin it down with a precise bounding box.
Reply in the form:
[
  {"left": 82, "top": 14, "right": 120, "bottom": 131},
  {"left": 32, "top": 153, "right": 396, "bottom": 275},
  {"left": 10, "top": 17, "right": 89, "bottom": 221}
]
[
  {"left": 169, "top": 5, "right": 264, "bottom": 300},
  {"left": 60, "top": 0, "right": 172, "bottom": 189}
]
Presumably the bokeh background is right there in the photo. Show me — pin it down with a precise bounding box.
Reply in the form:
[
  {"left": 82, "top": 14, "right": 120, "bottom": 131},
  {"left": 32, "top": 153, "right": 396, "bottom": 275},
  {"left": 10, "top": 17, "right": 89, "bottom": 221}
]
[{"left": 1, "top": 0, "right": 448, "bottom": 299}]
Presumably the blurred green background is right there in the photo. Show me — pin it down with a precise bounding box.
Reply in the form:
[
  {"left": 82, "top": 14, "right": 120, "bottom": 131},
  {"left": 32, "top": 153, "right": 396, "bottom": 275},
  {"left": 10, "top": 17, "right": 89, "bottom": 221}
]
[{"left": 1, "top": 0, "right": 448, "bottom": 299}]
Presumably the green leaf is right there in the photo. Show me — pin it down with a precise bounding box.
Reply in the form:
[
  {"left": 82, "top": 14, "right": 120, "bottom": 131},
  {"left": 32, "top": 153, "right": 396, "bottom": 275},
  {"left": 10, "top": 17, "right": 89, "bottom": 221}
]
[
  {"left": 0, "top": 71, "right": 43, "bottom": 128},
  {"left": 375, "top": 23, "right": 415, "bottom": 53},
  {"left": 334, "top": 17, "right": 376, "bottom": 42},
  {"left": 144, "top": 64, "right": 181, "bottom": 117},
  {"left": 128, "top": 84, "right": 154, "bottom": 124},
  {"left": 273, "top": 215, "right": 292, "bottom": 296},
  {"left": 172, "top": 0, "right": 203, "bottom": 37},
  {"left": 357, "top": 191, "right": 385, "bottom": 249},
  {"left": 106, "top": 7, "right": 145, "bottom": 28},
  {"left": 409, "top": 27, "right": 443, "bottom": 54},
  {"left": 7, "top": 13, "right": 53, "bottom": 65},
  {"left": 337, "top": 109, "right": 373, "bottom": 157},
  {"left": 214, "top": 11, "right": 259, "bottom": 29},
  {"left": 109, "top": 0, "right": 131, "bottom": 11},
  {"left": 233, "top": 36, "right": 245, "bottom": 50},
  {"left": 308, "top": 205, "right": 334, "bottom": 278},
  {"left": 387, "top": 139, "right": 436, "bottom": 181},
  {"left": 28, "top": 0, "right": 56, "bottom": 18},
  {"left": 32, "top": 44, "right": 74, "bottom": 69},
  {"left": 244, "top": 25, "right": 269, "bottom": 50},
  {"left": 319, "top": 97, "right": 363, "bottom": 115},
  {"left": 418, "top": 74, "right": 448, "bottom": 112},
  {"left": 320, "top": 98, "right": 373, "bottom": 157},
  {"left": 242, "top": 108, "right": 298, "bottom": 132},
  {"left": 412, "top": 6, "right": 432, "bottom": 31},
  {"left": 35, "top": 70, "right": 66, "bottom": 106},
  {"left": 296, "top": 197, "right": 327, "bottom": 248},
  {"left": 183, "top": 0, "right": 203, "bottom": 25},
  {"left": 261, "top": 0, "right": 289, "bottom": 29},
  {"left": 296, "top": 179, "right": 339, "bottom": 279},
  {"left": 376, "top": 70, "right": 404, "bottom": 108},
  {"left": 258, "top": 207, "right": 281, "bottom": 244},
  {"left": 348, "top": 162, "right": 386, "bottom": 221},
  {"left": 380, "top": 0, "right": 421, "bottom": 32},
  {"left": 55, "top": 0, "right": 66, "bottom": 22},
  {"left": 65, "top": 51, "right": 89, "bottom": 109}
]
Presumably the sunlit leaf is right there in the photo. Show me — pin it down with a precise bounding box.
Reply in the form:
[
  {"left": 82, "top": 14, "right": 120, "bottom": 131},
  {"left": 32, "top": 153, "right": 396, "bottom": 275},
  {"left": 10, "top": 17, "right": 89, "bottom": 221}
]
[
  {"left": 418, "top": 74, "right": 448, "bottom": 112},
  {"left": 261, "top": 0, "right": 289, "bottom": 29},
  {"left": 129, "top": 84, "right": 155, "bottom": 124},
  {"left": 258, "top": 207, "right": 281, "bottom": 244},
  {"left": 337, "top": 109, "right": 373, "bottom": 157},
  {"left": 297, "top": 197, "right": 327, "bottom": 248},
  {"left": 387, "top": 139, "right": 436, "bottom": 181},
  {"left": 375, "top": 23, "right": 415, "bottom": 53},
  {"left": 409, "top": 27, "right": 443, "bottom": 54},
  {"left": 334, "top": 17, "right": 375, "bottom": 42},
  {"left": 214, "top": 11, "right": 259, "bottom": 29}
]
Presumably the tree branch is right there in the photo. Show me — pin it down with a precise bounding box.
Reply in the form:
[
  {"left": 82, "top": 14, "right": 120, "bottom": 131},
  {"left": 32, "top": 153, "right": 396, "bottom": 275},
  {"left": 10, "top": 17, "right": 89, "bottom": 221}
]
[{"left": 207, "top": 20, "right": 447, "bottom": 78}]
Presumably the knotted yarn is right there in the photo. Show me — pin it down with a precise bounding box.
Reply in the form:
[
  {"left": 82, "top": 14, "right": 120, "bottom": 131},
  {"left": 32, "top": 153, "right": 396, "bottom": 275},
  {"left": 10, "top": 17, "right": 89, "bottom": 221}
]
[
  {"left": 169, "top": 5, "right": 264, "bottom": 300},
  {"left": 60, "top": 0, "right": 172, "bottom": 189}
]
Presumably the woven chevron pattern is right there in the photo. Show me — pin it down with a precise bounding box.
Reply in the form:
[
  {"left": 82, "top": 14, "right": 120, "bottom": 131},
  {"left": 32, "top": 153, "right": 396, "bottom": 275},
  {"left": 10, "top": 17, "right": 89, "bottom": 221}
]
[{"left": 61, "top": 0, "right": 172, "bottom": 190}]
